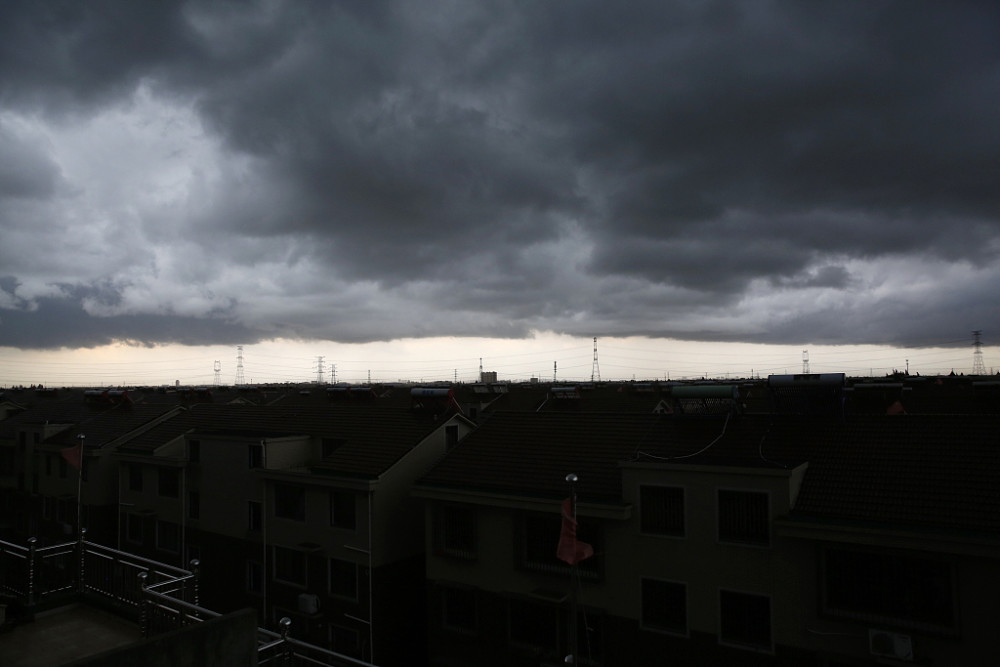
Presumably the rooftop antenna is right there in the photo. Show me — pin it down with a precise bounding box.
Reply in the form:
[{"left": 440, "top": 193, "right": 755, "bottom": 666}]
[
  {"left": 316, "top": 356, "right": 325, "bottom": 384},
  {"left": 972, "top": 330, "right": 987, "bottom": 375},
  {"left": 235, "top": 346, "right": 246, "bottom": 385},
  {"left": 591, "top": 337, "right": 601, "bottom": 382},
  {"left": 802, "top": 350, "right": 810, "bottom": 374},
  {"left": 213, "top": 360, "right": 221, "bottom": 386}
]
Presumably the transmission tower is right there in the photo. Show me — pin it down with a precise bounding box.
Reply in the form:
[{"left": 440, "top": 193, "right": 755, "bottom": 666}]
[
  {"left": 591, "top": 337, "right": 601, "bottom": 382},
  {"left": 316, "top": 356, "right": 325, "bottom": 384},
  {"left": 972, "top": 330, "right": 987, "bottom": 375},
  {"left": 235, "top": 346, "right": 245, "bottom": 385},
  {"left": 553, "top": 361, "right": 557, "bottom": 383},
  {"left": 213, "top": 360, "right": 221, "bottom": 386},
  {"left": 331, "top": 364, "right": 337, "bottom": 384},
  {"left": 802, "top": 350, "right": 810, "bottom": 374}
]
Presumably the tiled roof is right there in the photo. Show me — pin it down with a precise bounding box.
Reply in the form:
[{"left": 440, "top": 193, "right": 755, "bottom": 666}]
[
  {"left": 417, "top": 411, "right": 663, "bottom": 502},
  {"left": 46, "top": 404, "right": 180, "bottom": 450},
  {"left": 420, "top": 411, "right": 1000, "bottom": 536},
  {"left": 113, "top": 403, "right": 453, "bottom": 478}
]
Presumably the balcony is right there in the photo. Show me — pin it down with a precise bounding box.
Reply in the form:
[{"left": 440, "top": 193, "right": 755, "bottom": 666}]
[{"left": 0, "top": 531, "right": 375, "bottom": 666}]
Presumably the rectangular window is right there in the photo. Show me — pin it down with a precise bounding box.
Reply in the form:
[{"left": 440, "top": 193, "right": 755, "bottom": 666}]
[
  {"left": 45, "top": 455, "right": 52, "bottom": 476},
  {"left": 273, "top": 546, "right": 307, "bottom": 587},
  {"left": 126, "top": 513, "right": 143, "bottom": 544},
  {"left": 188, "top": 440, "right": 200, "bottom": 463},
  {"left": 824, "top": 548, "right": 955, "bottom": 632},
  {"left": 434, "top": 505, "right": 477, "bottom": 559},
  {"left": 718, "top": 490, "right": 769, "bottom": 545},
  {"left": 442, "top": 586, "right": 478, "bottom": 634},
  {"left": 329, "top": 490, "right": 357, "bottom": 530},
  {"left": 188, "top": 491, "right": 200, "bottom": 520},
  {"left": 445, "top": 424, "right": 459, "bottom": 450},
  {"left": 642, "top": 578, "right": 687, "bottom": 635},
  {"left": 517, "top": 512, "right": 599, "bottom": 578},
  {"left": 640, "top": 486, "right": 685, "bottom": 536},
  {"left": 248, "top": 501, "right": 262, "bottom": 531},
  {"left": 328, "top": 558, "right": 358, "bottom": 600},
  {"left": 157, "top": 468, "right": 179, "bottom": 498},
  {"left": 128, "top": 464, "right": 143, "bottom": 492},
  {"left": 156, "top": 520, "right": 180, "bottom": 554},
  {"left": 58, "top": 456, "right": 67, "bottom": 479},
  {"left": 508, "top": 599, "right": 559, "bottom": 652},
  {"left": 249, "top": 444, "right": 263, "bottom": 469},
  {"left": 720, "top": 590, "right": 771, "bottom": 651},
  {"left": 274, "top": 484, "right": 306, "bottom": 521},
  {"left": 42, "top": 496, "right": 55, "bottom": 520},
  {"left": 328, "top": 624, "right": 360, "bottom": 658},
  {"left": 246, "top": 560, "right": 263, "bottom": 594}
]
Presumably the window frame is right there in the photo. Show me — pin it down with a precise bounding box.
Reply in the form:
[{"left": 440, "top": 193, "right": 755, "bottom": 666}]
[
  {"left": 155, "top": 520, "right": 180, "bottom": 554},
  {"left": 157, "top": 468, "right": 180, "bottom": 499},
  {"left": 717, "top": 488, "right": 770, "bottom": 547},
  {"left": 718, "top": 588, "right": 772, "bottom": 653},
  {"left": 434, "top": 504, "right": 477, "bottom": 559},
  {"left": 329, "top": 490, "right": 357, "bottom": 530},
  {"left": 272, "top": 546, "right": 308, "bottom": 588},
  {"left": 273, "top": 483, "right": 306, "bottom": 522},
  {"left": 640, "top": 577, "right": 688, "bottom": 636},
  {"left": 328, "top": 557, "right": 359, "bottom": 601},
  {"left": 639, "top": 485, "right": 686, "bottom": 537}
]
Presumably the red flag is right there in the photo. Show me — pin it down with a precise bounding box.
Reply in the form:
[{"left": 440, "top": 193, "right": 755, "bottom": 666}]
[
  {"left": 556, "top": 498, "right": 593, "bottom": 565},
  {"left": 61, "top": 442, "right": 83, "bottom": 470}
]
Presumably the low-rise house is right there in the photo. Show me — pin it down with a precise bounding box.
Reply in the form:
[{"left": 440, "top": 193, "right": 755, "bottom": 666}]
[{"left": 415, "top": 399, "right": 1000, "bottom": 666}]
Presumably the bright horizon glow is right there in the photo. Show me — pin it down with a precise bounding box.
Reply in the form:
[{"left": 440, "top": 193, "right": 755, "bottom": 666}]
[{"left": 1, "top": 333, "right": 995, "bottom": 388}]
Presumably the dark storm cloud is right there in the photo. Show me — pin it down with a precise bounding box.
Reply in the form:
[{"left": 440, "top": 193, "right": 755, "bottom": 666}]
[{"left": 1, "top": 0, "right": 999, "bottom": 349}]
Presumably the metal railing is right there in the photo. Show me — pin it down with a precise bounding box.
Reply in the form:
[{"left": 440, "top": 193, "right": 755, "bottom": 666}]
[{"left": 0, "top": 531, "right": 377, "bottom": 666}]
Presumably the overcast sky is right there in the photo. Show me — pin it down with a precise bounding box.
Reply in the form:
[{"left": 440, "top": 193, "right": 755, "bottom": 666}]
[{"left": 1, "top": 1, "right": 998, "bottom": 383}]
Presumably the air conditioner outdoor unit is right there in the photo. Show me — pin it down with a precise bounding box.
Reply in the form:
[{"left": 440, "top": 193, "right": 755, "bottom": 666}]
[
  {"left": 869, "top": 629, "right": 913, "bottom": 661},
  {"left": 298, "top": 593, "right": 320, "bottom": 615}
]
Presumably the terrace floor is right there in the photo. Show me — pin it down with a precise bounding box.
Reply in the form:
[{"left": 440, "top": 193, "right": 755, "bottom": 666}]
[{"left": 0, "top": 603, "right": 142, "bottom": 666}]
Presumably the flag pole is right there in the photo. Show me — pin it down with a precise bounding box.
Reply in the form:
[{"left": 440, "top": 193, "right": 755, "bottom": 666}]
[
  {"left": 76, "top": 434, "right": 85, "bottom": 538},
  {"left": 565, "top": 472, "right": 578, "bottom": 665}
]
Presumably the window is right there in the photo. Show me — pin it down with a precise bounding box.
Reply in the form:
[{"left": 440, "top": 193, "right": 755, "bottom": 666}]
[
  {"left": 445, "top": 424, "right": 459, "bottom": 450},
  {"left": 719, "top": 590, "right": 771, "bottom": 651},
  {"left": 58, "top": 456, "right": 67, "bottom": 479},
  {"left": 126, "top": 513, "right": 143, "bottom": 544},
  {"left": 248, "top": 444, "right": 263, "bottom": 469},
  {"left": 248, "top": 501, "right": 262, "bottom": 531},
  {"left": 642, "top": 578, "right": 687, "bottom": 635},
  {"left": 156, "top": 520, "right": 180, "bottom": 553},
  {"left": 188, "top": 491, "right": 200, "bottom": 520},
  {"left": 508, "top": 599, "right": 559, "bottom": 652},
  {"left": 329, "top": 490, "right": 356, "bottom": 530},
  {"left": 188, "top": 440, "right": 200, "bottom": 463},
  {"left": 718, "top": 490, "right": 769, "bottom": 545},
  {"left": 824, "top": 548, "right": 955, "bottom": 632},
  {"left": 328, "top": 624, "right": 360, "bottom": 657},
  {"left": 45, "top": 455, "right": 52, "bottom": 476},
  {"left": 640, "top": 486, "right": 685, "bottom": 536},
  {"left": 273, "top": 546, "right": 307, "bottom": 587},
  {"left": 274, "top": 484, "right": 305, "bottom": 521},
  {"left": 246, "top": 560, "right": 263, "bottom": 594},
  {"left": 442, "top": 586, "right": 477, "bottom": 634},
  {"left": 158, "top": 468, "right": 179, "bottom": 498},
  {"left": 517, "top": 511, "right": 599, "bottom": 578},
  {"left": 128, "top": 465, "right": 143, "bottom": 492},
  {"left": 42, "top": 496, "right": 55, "bottom": 520},
  {"left": 328, "top": 558, "right": 358, "bottom": 600},
  {"left": 434, "top": 505, "right": 476, "bottom": 559}
]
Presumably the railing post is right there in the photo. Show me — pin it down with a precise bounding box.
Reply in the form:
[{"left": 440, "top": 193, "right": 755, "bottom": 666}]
[
  {"left": 26, "top": 537, "right": 37, "bottom": 607},
  {"left": 77, "top": 527, "right": 87, "bottom": 594},
  {"left": 279, "top": 616, "right": 292, "bottom": 664},
  {"left": 137, "top": 571, "right": 148, "bottom": 638},
  {"left": 189, "top": 558, "right": 200, "bottom": 607}
]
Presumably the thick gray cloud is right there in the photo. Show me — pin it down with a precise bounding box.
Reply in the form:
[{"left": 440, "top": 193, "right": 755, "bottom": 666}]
[{"left": 1, "top": 0, "right": 999, "bottom": 350}]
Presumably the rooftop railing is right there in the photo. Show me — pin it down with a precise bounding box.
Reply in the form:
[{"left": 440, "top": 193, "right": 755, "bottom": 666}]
[{"left": 0, "top": 530, "right": 375, "bottom": 666}]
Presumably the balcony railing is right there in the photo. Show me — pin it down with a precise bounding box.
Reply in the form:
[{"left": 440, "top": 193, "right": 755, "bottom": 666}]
[{"left": 0, "top": 530, "right": 375, "bottom": 667}]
